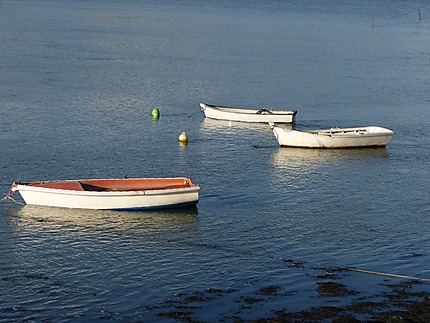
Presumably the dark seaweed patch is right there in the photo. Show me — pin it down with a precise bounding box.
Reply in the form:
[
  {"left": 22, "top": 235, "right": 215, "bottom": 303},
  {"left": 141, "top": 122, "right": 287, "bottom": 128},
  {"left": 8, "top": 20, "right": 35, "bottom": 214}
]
[
  {"left": 155, "top": 311, "right": 193, "bottom": 321},
  {"left": 316, "top": 282, "right": 359, "bottom": 297},
  {"left": 257, "top": 285, "right": 281, "bottom": 296}
]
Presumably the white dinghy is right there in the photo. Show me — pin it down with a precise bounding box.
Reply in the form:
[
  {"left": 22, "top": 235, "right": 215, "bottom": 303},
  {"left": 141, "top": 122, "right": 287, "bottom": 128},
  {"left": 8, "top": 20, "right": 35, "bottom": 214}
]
[
  {"left": 9, "top": 177, "right": 200, "bottom": 210},
  {"left": 270, "top": 123, "right": 393, "bottom": 148},
  {"left": 200, "top": 103, "right": 297, "bottom": 123}
]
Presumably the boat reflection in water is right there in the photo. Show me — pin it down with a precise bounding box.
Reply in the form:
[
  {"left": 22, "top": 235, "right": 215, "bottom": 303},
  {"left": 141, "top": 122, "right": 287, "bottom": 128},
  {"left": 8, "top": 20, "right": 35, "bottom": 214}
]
[
  {"left": 200, "top": 118, "right": 293, "bottom": 134},
  {"left": 13, "top": 204, "right": 199, "bottom": 237},
  {"left": 270, "top": 146, "right": 391, "bottom": 173}
]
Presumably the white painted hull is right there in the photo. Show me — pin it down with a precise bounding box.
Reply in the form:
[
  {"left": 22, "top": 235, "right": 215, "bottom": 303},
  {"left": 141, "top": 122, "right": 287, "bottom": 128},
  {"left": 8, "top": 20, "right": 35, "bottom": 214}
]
[
  {"left": 271, "top": 125, "right": 393, "bottom": 148},
  {"left": 200, "top": 103, "right": 296, "bottom": 123},
  {"left": 11, "top": 178, "right": 200, "bottom": 210}
]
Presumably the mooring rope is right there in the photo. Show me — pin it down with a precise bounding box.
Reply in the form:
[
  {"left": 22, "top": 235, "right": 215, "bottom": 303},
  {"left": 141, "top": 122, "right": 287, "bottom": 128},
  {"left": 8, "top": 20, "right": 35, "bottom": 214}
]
[
  {"left": 253, "top": 126, "right": 274, "bottom": 148},
  {"left": 0, "top": 194, "right": 24, "bottom": 206},
  {"left": 187, "top": 110, "right": 202, "bottom": 118},
  {"left": 332, "top": 265, "right": 430, "bottom": 282},
  {"left": 0, "top": 185, "right": 25, "bottom": 206},
  {"left": 275, "top": 256, "right": 430, "bottom": 283}
]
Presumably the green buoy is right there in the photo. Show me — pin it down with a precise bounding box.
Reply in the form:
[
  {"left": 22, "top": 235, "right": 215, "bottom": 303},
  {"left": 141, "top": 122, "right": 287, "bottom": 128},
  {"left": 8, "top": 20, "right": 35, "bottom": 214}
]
[{"left": 151, "top": 108, "right": 160, "bottom": 119}]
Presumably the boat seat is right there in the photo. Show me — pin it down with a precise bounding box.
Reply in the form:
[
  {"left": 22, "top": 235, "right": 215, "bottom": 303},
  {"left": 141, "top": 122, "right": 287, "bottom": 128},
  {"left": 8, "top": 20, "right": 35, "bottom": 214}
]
[
  {"left": 256, "top": 109, "right": 273, "bottom": 114},
  {"left": 80, "top": 183, "right": 109, "bottom": 191}
]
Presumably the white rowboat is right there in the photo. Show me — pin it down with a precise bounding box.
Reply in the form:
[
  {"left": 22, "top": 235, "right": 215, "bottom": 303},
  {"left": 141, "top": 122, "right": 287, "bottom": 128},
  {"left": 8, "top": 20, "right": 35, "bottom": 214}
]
[
  {"left": 10, "top": 178, "right": 200, "bottom": 210},
  {"left": 270, "top": 123, "right": 393, "bottom": 148},
  {"left": 200, "top": 103, "right": 297, "bottom": 123}
]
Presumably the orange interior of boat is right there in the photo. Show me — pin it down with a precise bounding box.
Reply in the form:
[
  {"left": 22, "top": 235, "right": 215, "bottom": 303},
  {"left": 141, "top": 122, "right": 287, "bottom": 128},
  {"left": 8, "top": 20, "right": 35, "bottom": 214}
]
[{"left": 27, "top": 178, "right": 196, "bottom": 192}]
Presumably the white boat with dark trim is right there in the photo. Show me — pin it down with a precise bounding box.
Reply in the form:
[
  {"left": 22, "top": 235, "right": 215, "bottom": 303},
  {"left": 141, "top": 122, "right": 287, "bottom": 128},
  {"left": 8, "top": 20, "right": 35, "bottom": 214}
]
[
  {"left": 200, "top": 102, "right": 297, "bottom": 123},
  {"left": 9, "top": 177, "right": 200, "bottom": 210},
  {"left": 270, "top": 123, "right": 393, "bottom": 148}
]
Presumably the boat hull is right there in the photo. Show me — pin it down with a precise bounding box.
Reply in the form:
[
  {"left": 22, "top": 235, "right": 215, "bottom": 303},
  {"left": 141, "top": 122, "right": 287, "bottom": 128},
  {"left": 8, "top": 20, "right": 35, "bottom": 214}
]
[
  {"left": 271, "top": 125, "right": 393, "bottom": 148},
  {"left": 200, "top": 103, "right": 296, "bottom": 123},
  {"left": 11, "top": 178, "right": 200, "bottom": 210}
]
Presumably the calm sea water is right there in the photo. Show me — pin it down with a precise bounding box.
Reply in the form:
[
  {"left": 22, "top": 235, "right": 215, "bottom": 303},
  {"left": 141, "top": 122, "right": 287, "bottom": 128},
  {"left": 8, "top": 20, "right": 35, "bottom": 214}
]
[{"left": 1, "top": 0, "right": 430, "bottom": 321}]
